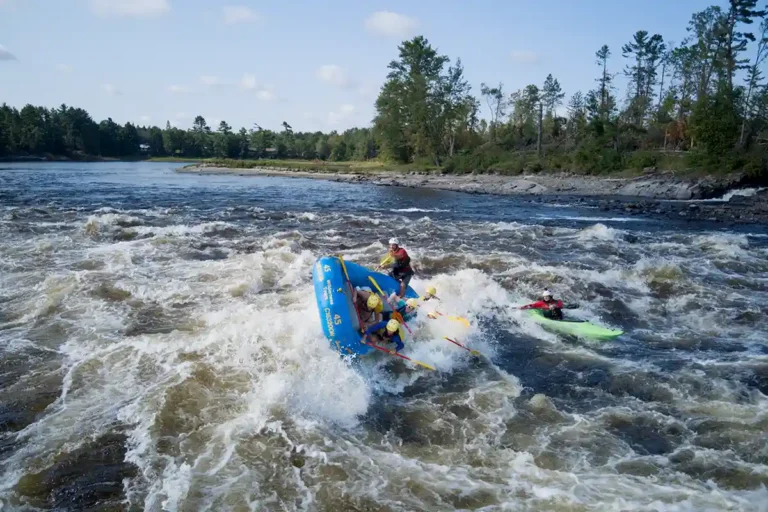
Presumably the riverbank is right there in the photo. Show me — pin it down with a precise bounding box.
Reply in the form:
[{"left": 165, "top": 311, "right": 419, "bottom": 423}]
[
  {"left": 178, "top": 164, "right": 768, "bottom": 225},
  {"left": 178, "top": 164, "right": 744, "bottom": 199}
]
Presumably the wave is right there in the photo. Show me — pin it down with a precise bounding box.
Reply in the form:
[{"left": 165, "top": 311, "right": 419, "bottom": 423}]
[{"left": 390, "top": 207, "right": 451, "bottom": 213}]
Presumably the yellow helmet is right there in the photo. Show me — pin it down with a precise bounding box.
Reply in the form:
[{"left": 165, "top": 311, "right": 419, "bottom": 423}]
[
  {"left": 405, "top": 298, "right": 419, "bottom": 309},
  {"left": 386, "top": 319, "right": 400, "bottom": 334},
  {"left": 367, "top": 294, "right": 381, "bottom": 310},
  {"left": 426, "top": 286, "right": 437, "bottom": 296}
]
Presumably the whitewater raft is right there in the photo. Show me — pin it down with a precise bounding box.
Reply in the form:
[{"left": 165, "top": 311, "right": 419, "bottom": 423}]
[
  {"left": 527, "top": 309, "right": 623, "bottom": 340},
  {"left": 312, "top": 256, "right": 418, "bottom": 357}
]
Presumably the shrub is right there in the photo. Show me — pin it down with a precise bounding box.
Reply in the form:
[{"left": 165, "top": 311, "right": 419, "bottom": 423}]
[{"left": 627, "top": 151, "right": 659, "bottom": 170}]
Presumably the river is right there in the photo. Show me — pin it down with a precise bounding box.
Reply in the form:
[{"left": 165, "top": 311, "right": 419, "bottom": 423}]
[{"left": 1, "top": 162, "right": 767, "bottom": 511}]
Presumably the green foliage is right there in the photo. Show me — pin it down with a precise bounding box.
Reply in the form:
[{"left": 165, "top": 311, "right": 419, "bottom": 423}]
[
  {"left": 691, "top": 87, "right": 741, "bottom": 155},
  {"left": 374, "top": 36, "right": 475, "bottom": 165},
  {"left": 626, "top": 150, "right": 660, "bottom": 169}
]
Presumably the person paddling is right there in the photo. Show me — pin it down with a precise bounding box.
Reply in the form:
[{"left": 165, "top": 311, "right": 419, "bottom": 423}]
[
  {"left": 362, "top": 319, "right": 404, "bottom": 353},
  {"left": 376, "top": 238, "right": 415, "bottom": 298},
  {"left": 520, "top": 290, "right": 566, "bottom": 320},
  {"left": 352, "top": 288, "right": 384, "bottom": 330}
]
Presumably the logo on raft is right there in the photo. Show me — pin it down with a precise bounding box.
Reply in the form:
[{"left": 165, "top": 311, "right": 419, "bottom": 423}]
[
  {"left": 325, "top": 307, "right": 344, "bottom": 337},
  {"left": 324, "top": 308, "right": 344, "bottom": 337}
]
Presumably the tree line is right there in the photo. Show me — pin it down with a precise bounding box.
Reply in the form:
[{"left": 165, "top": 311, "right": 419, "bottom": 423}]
[
  {"left": 2, "top": 1, "right": 767, "bottom": 176},
  {"left": 374, "top": 0, "right": 768, "bottom": 175},
  {"left": 0, "top": 104, "right": 377, "bottom": 162}
]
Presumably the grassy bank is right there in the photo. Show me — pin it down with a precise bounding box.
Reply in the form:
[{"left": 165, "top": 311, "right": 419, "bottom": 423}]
[
  {"left": 184, "top": 158, "right": 438, "bottom": 174},
  {"left": 183, "top": 150, "right": 740, "bottom": 179},
  {"left": 147, "top": 157, "right": 204, "bottom": 163}
]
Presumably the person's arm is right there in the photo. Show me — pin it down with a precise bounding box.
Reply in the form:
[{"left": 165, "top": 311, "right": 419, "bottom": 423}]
[
  {"left": 374, "top": 311, "right": 382, "bottom": 323},
  {"left": 364, "top": 321, "right": 387, "bottom": 336},
  {"left": 520, "top": 301, "right": 546, "bottom": 310}
]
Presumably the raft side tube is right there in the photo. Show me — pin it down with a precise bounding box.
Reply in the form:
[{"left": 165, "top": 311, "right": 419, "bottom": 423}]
[{"left": 312, "top": 256, "right": 367, "bottom": 356}]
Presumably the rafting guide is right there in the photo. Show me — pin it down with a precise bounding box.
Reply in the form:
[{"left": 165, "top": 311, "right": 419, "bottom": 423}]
[{"left": 376, "top": 237, "right": 415, "bottom": 298}]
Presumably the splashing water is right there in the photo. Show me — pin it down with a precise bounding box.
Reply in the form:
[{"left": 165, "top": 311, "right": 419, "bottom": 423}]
[{"left": 1, "top": 162, "right": 767, "bottom": 511}]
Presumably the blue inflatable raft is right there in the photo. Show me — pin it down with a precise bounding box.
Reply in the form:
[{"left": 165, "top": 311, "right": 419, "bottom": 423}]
[{"left": 312, "top": 255, "right": 418, "bottom": 357}]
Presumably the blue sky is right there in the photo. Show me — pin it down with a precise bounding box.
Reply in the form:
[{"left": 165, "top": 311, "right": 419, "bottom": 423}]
[{"left": 0, "top": 0, "right": 730, "bottom": 132}]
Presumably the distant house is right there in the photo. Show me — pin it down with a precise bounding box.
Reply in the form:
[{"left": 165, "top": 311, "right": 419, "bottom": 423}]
[{"left": 139, "top": 143, "right": 151, "bottom": 153}]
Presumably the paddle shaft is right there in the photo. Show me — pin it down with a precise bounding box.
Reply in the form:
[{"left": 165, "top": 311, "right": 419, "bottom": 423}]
[
  {"left": 444, "top": 337, "right": 481, "bottom": 356},
  {"left": 361, "top": 336, "right": 435, "bottom": 371}
]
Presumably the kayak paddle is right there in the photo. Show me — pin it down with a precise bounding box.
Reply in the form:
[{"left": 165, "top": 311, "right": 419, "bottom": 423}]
[
  {"left": 430, "top": 310, "right": 471, "bottom": 327},
  {"left": 443, "top": 337, "right": 481, "bottom": 357}
]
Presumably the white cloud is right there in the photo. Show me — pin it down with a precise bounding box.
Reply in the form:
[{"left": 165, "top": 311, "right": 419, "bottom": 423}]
[
  {"left": 238, "top": 74, "right": 275, "bottom": 101},
  {"left": 167, "top": 84, "right": 190, "bottom": 94},
  {"left": 239, "top": 73, "right": 257, "bottom": 90},
  {"left": 364, "top": 11, "right": 418, "bottom": 38},
  {"left": 55, "top": 63, "right": 72, "bottom": 72},
  {"left": 0, "top": 44, "right": 17, "bottom": 61},
  {"left": 327, "top": 104, "right": 356, "bottom": 127},
  {"left": 510, "top": 50, "right": 539, "bottom": 64},
  {"left": 223, "top": 5, "right": 259, "bottom": 24},
  {"left": 200, "top": 75, "right": 221, "bottom": 86},
  {"left": 102, "top": 83, "right": 121, "bottom": 96},
  {"left": 140, "top": 115, "right": 152, "bottom": 123},
  {"left": 316, "top": 64, "right": 351, "bottom": 88},
  {"left": 256, "top": 89, "right": 275, "bottom": 101},
  {"left": 90, "top": 0, "right": 170, "bottom": 17}
]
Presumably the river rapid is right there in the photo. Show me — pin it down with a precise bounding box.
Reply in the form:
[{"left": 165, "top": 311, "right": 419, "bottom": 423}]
[{"left": 1, "top": 162, "right": 767, "bottom": 512}]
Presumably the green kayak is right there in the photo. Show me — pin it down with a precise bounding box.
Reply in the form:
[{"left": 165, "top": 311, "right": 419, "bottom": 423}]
[{"left": 526, "top": 309, "right": 623, "bottom": 340}]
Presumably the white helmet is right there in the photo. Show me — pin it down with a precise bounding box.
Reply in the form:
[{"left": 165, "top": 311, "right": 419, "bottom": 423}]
[
  {"left": 542, "top": 289, "right": 552, "bottom": 298},
  {"left": 388, "top": 237, "right": 399, "bottom": 246}
]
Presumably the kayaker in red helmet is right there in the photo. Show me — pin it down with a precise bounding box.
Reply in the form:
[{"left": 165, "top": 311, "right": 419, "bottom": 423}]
[
  {"left": 376, "top": 237, "right": 414, "bottom": 298},
  {"left": 520, "top": 290, "right": 564, "bottom": 320}
]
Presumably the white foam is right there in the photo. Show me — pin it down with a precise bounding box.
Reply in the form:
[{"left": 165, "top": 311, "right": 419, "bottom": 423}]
[
  {"left": 709, "top": 187, "right": 766, "bottom": 202},
  {"left": 576, "top": 222, "right": 624, "bottom": 241},
  {"left": 4, "top": 193, "right": 768, "bottom": 511},
  {"left": 390, "top": 207, "right": 450, "bottom": 213}
]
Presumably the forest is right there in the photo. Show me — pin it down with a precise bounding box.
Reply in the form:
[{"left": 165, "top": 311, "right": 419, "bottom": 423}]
[{"left": 1, "top": 1, "right": 767, "bottom": 176}]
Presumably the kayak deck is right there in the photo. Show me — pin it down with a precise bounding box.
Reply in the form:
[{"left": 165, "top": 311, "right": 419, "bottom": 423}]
[{"left": 526, "top": 309, "right": 623, "bottom": 340}]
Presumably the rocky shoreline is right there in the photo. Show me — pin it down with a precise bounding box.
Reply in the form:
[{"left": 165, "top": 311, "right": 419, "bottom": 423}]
[{"left": 177, "top": 165, "right": 768, "bottom": 226}]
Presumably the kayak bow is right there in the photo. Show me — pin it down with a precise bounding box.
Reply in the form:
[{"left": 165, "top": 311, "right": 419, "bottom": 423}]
[{"left": 526, "top": 309, "right": 623, "bottom": 340}]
